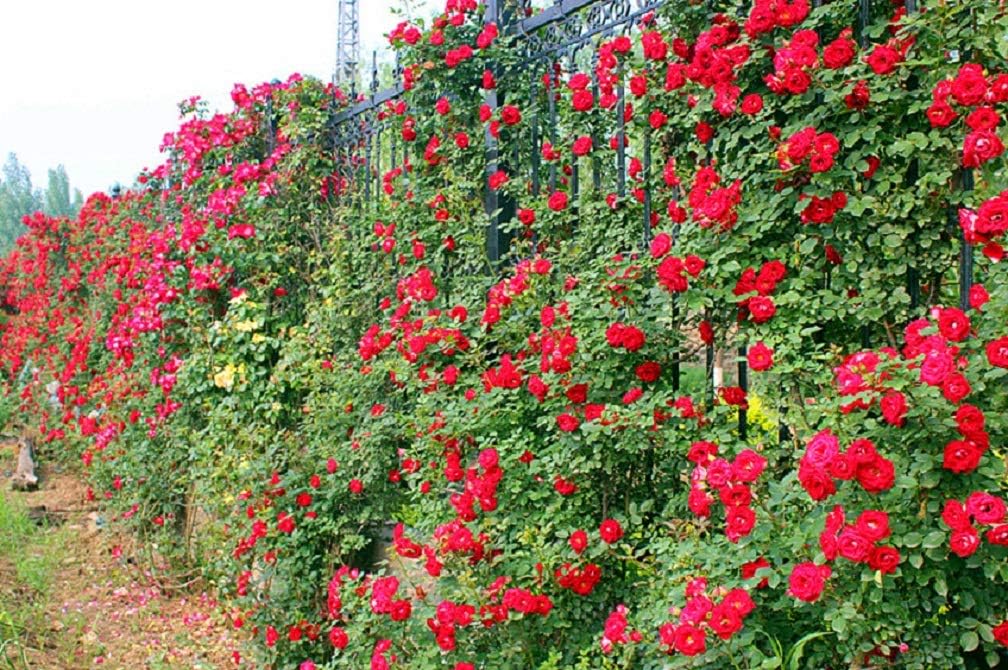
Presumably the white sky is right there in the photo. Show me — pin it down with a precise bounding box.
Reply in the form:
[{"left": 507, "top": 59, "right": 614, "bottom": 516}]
[{"left": 0, "top": 0, "right": 436, "bottom": 197}]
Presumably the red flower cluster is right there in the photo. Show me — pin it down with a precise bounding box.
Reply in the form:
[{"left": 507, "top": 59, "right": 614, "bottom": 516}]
[
  {"left": 744, "top": 0, "right": 809, "bottom": 39},
  {"left": 648, "top": 236, "right": 705, "bottom": 293},
  {"left": 799, "top": 191, "right": 847, "bottom": 225},
  {"left": 733, "top": 260, "right": 785, "bottom": 324},
  {"left": 555, "top": 562, "right": 602, "bottom": 595},
  {"left": 604, "top": 322, "right": 646, "bottom": 352},
  {"left": 960, "top": 190, "right": 1008, "bottom": 261},
  {"left": 820, "top": 505, "right": 901, "bottom": 573},
  {"left": 777, "top": 126, "right": 840, "bottom": 173},
  {"left": 657, "top": 578, "right": 755, "bottom": 656},
  {"left": 798, "top": 430, "right": 894, "bottom": 500},
  {"left": 599, "top": 604, "right": 642, "bottom": 654},
  {"left": 765, "top": 29, "right": 819, "bottom": 96},
  {"left": 788, "top": 562, "right": 831, "bottom": 602},
  {"left": 688, "top": 166, "right": 743, "bottom": 231},
  {"left": 928, "top": 63, "right": 1008, "bottom": 168},
  {"left": 686, "top": 442, "right": 766, "bottom": 543},
  {"left": 941, "top": 492, "right": 1008, "bottom": 557}
]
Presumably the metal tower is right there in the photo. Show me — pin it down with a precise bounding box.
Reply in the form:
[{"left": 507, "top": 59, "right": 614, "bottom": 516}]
[{"left": 334, "top": 0, "right": 360, "bottom": 89}]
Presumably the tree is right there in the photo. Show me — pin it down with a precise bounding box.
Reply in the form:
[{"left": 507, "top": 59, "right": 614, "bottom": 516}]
[
  {"left": 0, "top": 154, "right": 84, "bottom": 254},
  {"left": 42, "top": 165, "right": 83, "bottom": 219},
  {"left": 0, "top": 153, "right": 40, "bottom": 252}
]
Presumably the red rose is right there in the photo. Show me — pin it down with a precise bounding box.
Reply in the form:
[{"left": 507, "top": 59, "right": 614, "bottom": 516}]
[
  {"left": 556, "top": 413, "right": 580, "bottom": 432},
  {"left": 649, "top": 232, "right": 671, "bottom": 258},
  {"left": 572, "top": 135, "right": 593, "bottom": 156},
  {"left": 571, "top": 89, "right": 593, "bottom": 111},
  {"left": 599, "top": 518, "right": 624, "bottom": 544},
  {"left": 823, "top": 35, "right": 856, "bottom": 69},
  {"left": 988, "top": 336, "right": 1008, "bottom": 368},
  {"left": 966, "top": 491, "right": 1006, "bottom": 524},
  {"left": 949, "top": 527, "right": 980, "bottom": 557},
  {"left": 927, "top": 102, "right": 957, "bottom": 128},
  {"left": 788, "top": 562, "right": 830, "bottom": 602},
  {"left": 699, "top": 320, "right": 714, "bottom": 345},
  {"left": 329, "top": 626, "right": 348, "bottom": 649},
  {"left": 569, "top": 529, "right": 588, "bottom": 554},
  {"left": 951, "top": 64, "right": 989, "bottom": 106},
  {"left": 942, "top": 373, "right": 971, "bottom": 404},
  {"left": 969, "top": 284, "right": 989, "bottom": 310},
  {"left": 548, "top": 191, "right": 568, "bottom": 211},
  {"left": 740, "top": 93, "right": 763, "bottom": 115},
  {"left": 488, "top": 169, "right": 508, "bottom": 190},
  {"left": 620, "top": 325, "right": 646, "bottom": 352},
  {"left": 674, "top": 624, "right": 706, "bottom": 656},
  {"left": 635, "top": 361, "right": 661, "bottom": 383},
  {"left": 629, "top": 73, "right": 648, "bottom": 97},
  {"left": 622, "top": 387, "right": 643, "bottom": 404},
  {"left": 741, "top": 557, "right": 771, "bottom": 588},
  {"left": 855, "top": 509, "right": 891, "bottom": 542},
  {"left": 725, "top": 505, "right": 756, "bottom": 542},
  {"left": 856, "top": 455, "right": 895, "bottom": 493},
  {"left": 500, "top": 104, "right": 522, "bottom": 125},
  {"left": 943, "top": 439, "right": 983, "bottom": 473},
  {"left": 942, "top": 499, "right": 971, "bottom": 531},
  {"left": 709, "top": 603, "right": 743, "bottom": 640},
  {"left": 880, "top": 391, "right": 907, "bottom": 426},
  {"left": 747, "top": 342, "right": 774, "bottom": 371},
  {"left": 866, "top": 44, "right": 901, "bottom": 75},
  {"left": 748, "top": 296, "right": 777, "bottom": 323},
  {"left": 994, "top": 621, "right": 1008, "bottom": 647},
  {"left": 988, "top": 525, "right": 1008, "bottom": 546},
  {"left": 867, "top": 546, "right": 901, "bottom": 574},
  {"left": 837, "top": 527, "right": 872, "bottom": 562},
  {"left": 963, "top": 130, "right": 1005, "bottom": 168}
]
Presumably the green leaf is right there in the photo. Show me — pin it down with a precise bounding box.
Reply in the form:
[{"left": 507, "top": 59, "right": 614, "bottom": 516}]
[
  {"left": 960, "top": 630, "right": 979, "bottom": 652},
  {"left": 922, "top": 531, "right": 945, "bottom": 549}
]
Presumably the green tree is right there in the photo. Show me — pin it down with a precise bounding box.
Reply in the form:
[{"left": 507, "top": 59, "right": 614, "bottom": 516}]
[
  {"left": 0, "top": 154, "right": 84, "bottom": 253},
  {"left": 42, "top": 165, "right": 83, "bottom": 219},
  {"left": 0, "top": 153, "right": 40, "bottom": 252}
]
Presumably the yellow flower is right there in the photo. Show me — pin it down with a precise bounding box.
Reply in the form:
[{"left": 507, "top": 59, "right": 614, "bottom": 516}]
[
  {"left": 213, "top": 363, "right": 236, "bottom": 390},
  {"left": 234, "top": 319, "right": 258, "bottom": 332}
]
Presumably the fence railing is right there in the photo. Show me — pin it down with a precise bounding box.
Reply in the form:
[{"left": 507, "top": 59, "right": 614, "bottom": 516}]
[{"left": 323, "top": 0, "right": 978, "bottom": 443}]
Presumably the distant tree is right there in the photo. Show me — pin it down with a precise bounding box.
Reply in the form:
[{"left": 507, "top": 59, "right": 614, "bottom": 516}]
[
  {"left": 0, "top": 154, "right": 83, "bottom": 254},
  {"left": 42, "top": 165, "right": 83, "bottom": 218},
  {"left": 0, "top": 153, "right": 40, "bottom": 252}
]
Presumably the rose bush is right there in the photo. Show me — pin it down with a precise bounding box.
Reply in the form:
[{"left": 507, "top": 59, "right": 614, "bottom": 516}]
[{"left": 1, "top": 0, "right": 1008, "bottom": 668}]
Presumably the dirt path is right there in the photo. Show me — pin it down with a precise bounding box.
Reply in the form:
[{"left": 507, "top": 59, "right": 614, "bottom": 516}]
[{"left": 1, "top": 441, "right": 241, "bottom": 669}]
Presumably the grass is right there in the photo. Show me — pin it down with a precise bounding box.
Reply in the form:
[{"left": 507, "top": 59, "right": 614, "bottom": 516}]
[{"left": 0, "top": 489, "right": 73, "bottom": 669}]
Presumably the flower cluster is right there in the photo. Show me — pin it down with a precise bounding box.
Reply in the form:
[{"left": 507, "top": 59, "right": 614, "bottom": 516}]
[
  {"left": 798, "top": 430, "right": 894, "bottom": 500},
  {"left": 941, "top": 492, "right": 1008, "bottom": 557},
  {"left": 686, "top": 442, "right": 767, "bottom": 543},
  {"left": 819, "top": 505, "right": 901, "bottom": 573},
  {"left": 657, "top": 578, "right": 756, "bottom": 656}
]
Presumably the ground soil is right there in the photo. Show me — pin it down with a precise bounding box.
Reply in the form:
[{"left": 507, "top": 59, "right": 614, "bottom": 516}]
[{"left": 1, "top": 441, "right": 241, "bottom": 669}]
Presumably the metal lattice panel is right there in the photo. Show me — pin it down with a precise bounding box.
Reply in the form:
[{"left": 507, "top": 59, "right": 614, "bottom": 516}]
[{"left": 335, "top": 0, "right": 360, "bottom": 87}]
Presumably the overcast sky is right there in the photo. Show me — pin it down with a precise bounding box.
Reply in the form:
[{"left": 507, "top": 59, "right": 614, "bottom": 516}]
[{"left": 0, "top": 0, "right": 436, "bottom": 197}]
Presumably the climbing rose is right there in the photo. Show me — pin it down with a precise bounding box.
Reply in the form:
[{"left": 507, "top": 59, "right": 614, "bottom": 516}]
[
  {"left": 569, "top": 529, "right": 588, "bottom": 554},
  {"left": 548, "top": 191, "right": 569, "bottom": 211},
  {"left": 788, "top": 562, "right": 831, "bottom": 602},
  {"left": 599, "top": 519, "right": 624, "bottom": 544},
  {"left": 747, "top": 342, "right": 774, "bottom": 371}
]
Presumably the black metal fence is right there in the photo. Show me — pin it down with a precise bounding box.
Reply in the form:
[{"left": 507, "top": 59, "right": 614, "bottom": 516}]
[{"left": 325, "top": 0, "right": 977, "bottom": 442}]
